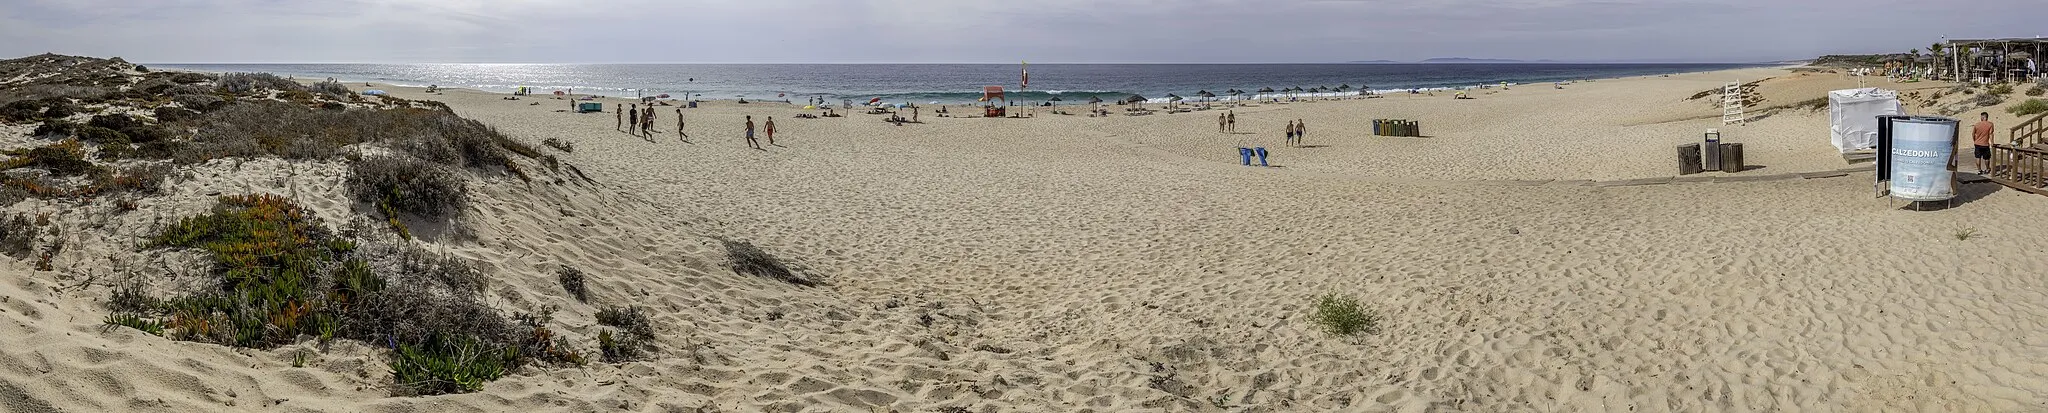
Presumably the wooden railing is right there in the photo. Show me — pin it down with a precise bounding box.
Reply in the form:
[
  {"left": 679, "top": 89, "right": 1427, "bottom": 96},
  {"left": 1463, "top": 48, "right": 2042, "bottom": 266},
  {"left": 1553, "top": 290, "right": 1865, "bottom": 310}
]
[
  {"left": 2013, "top": 111, "right": 2048, "bottom": 147},
  {"left": 1987, "top": 144, "right": 2048, "bottom": 196}
]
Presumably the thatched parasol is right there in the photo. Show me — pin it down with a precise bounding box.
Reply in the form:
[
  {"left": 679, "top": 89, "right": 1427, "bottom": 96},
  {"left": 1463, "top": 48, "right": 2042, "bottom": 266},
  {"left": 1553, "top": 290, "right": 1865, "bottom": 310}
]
[
  {"left": 1167, "top": 94, "right": 1183, "bottom": 102},
  {"left": 1197, "top": 91, "right": 1216, "bottom": 98},
  {"left": 1123, "top": 94, "right": 1147, "bottom": 104},
  {"left": 1048, "top": 95, "right": 1063, "bottom": 102},
  {"left": 1087, "top": 96, "right": 1104, "bottom": 104},
  {"left": 1258, "top": 87, "right": 1275, "bottom": 93}
]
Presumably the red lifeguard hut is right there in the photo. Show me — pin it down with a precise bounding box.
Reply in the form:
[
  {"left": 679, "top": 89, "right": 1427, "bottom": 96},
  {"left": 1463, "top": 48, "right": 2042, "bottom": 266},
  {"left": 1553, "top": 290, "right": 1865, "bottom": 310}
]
[{"left": 980, "top": 86, "right": 1007, "bottom": 117}]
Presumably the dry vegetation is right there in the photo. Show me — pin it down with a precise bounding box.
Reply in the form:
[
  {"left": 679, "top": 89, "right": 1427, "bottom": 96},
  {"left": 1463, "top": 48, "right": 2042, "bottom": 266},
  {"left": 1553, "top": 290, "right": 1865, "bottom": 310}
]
[{"left": 0, "top": 54, "right": 645, "bottom": 397}]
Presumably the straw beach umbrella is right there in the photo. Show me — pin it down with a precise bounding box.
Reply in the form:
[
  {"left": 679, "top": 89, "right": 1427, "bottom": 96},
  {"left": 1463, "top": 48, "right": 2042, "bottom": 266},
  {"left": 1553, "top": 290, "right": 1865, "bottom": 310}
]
[
  {"left": 1124, "top": 94, "right": 1147, "bottom": 104},
  {"left": 1087, "top": 96, "right": 1104, "bottom": 104}
]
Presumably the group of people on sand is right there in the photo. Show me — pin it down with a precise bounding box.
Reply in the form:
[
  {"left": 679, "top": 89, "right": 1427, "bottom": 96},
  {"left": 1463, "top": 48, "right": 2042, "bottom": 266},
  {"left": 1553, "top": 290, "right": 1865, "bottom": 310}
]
[
  {"left": 616, "top": 103, "right": 704, "bottom": 142},
  {"left": 616, "top": 103, "right": 669, "bottom": 139},
  {"left": 743, "top": 115, "right": 777, "bottom": 149},
  {"left": 1286, "top": 119, "right": 1308, "bottom": 147},
  {"left": 1215, "top": 111, "right": 1237, "bottom": 133},
  {"left": 606, "top": 103, "right": 786, "bottom": 150}
]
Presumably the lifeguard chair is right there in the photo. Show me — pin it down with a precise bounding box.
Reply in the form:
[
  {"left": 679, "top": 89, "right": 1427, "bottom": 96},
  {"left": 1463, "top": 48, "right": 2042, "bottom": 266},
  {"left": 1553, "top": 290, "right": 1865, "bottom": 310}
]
[{"left": 980, "top": 86, "right": 1007, "bottom": 117}]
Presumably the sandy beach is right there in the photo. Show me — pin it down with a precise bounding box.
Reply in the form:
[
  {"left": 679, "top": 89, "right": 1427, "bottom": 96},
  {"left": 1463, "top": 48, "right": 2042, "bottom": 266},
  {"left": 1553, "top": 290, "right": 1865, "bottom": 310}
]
[{"left": 7, "top": 62, "right": 2048, "bottom": 412}]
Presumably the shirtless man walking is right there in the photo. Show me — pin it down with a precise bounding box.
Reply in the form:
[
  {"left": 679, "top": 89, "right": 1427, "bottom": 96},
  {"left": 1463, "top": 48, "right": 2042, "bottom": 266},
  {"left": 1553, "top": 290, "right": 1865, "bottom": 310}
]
[{"left": 744, "top": 116, "right": 761, "bottom": 149}]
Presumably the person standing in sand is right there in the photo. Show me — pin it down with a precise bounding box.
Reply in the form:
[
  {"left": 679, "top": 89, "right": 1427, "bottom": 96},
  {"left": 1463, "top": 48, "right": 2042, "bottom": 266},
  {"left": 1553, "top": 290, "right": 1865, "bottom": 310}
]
[
  {"left": 1284, "top": 120, "right": 1296, "bottom": 147},
  {"left": 1973, "top": 112, "right": 1995, "bottom": 174},
  {"left": 745, "top": 116, "right": 760, "bottom": 149},
  {"left": 1227, "top": 111, "right": 1237, "bottom": 133},
  {"left": 628, "top": 105, "right": 639, "bottom": 135},
  {"left": 643, "top": 106, "right": 657, "bottom": 137},
  {"left": 616, "top": 104, "right": 624, "bottom": 131},
  {"left": 1296, "top": 119, "right": 1307, "bottom": 147},
  {"left": 1218, "top": 113, "right": 1226, "bottom": 133},
  {"left": 765, "top": 116, "right": 778, "bottom": 146}
]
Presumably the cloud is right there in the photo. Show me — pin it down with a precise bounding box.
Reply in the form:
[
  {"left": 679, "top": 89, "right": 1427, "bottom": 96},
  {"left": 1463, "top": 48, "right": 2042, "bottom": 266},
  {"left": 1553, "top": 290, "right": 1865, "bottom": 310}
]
[{"left": 0, "top": 0, "right": 2038, "bottom": 63}]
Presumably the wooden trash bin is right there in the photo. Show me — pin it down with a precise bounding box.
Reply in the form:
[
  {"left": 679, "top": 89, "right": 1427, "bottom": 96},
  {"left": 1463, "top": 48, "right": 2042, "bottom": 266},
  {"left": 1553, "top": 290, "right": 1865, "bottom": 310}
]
[
  {"left": 1678, "top": 143, "right": 1703, "bottom": 175},
  {"left": 1719, "top": 143, "right": 1744, "bottom": 173}
]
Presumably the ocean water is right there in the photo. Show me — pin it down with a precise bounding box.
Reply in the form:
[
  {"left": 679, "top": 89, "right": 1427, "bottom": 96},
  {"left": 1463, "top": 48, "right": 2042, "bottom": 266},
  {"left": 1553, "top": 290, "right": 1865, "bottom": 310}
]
[{"left": 148, "top": 63, "right": 1771, "bottom": 104}]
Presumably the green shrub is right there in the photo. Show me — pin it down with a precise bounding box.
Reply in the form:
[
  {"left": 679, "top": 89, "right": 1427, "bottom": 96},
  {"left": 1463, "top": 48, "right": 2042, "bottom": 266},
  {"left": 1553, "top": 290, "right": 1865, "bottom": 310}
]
[
  {"left": 595, "top": 306, "right": 654, "bottom": 362},
  {"left": 309, "top": 80, "right": 351, "bottom": 99},
  {"left": 168, "top": 72, "right": 213, "bottom": 84},
  {"left": 103, "top": 312, "right": 165, "bottom": 335},
  {"left": 74, "top": 125, "right": 129, "bottom": 145},
  {"left": 390, "top": 333, "right": 512, "bottom": 396},
  {"left": 557, "top": 266, "right": 588, "bottom": 303},
  {"left": 1974, "top": 93, "right": 2006, "bottom": 108},
  {"left": 541, "top": 137, "right": 573, "bottom": 153},
  {"left": 145, "top": 194, "right": 351, "bottom": 346},
  {"left": 31, "top": 120, "right": 75, "bottom": 138},
  {"left": 120, "top": 194, "right": 549, "bottom": 395},
  {"left": 171, "top": 94, "right": 223, "bottom": 111},
  {"left": 216, "top": 72, "right": 303, "bottom": 94},
  {"left": 2027, "top": 86, "right": 2045, "bottom": 97},
  {"left": 346, "top": 155, "right": 468, "bottom": 219},
  {"left": 87, "top": 113, "right": 140, "bottom": 131},
  {"left": 153, "top": 106, "right": 201, "bottom": 124},
  {"left": 1309, "top": 293, "right": 1379, "bottom": 336},
  {"left": 2010, "top": 99, "right": 2048, "bottom": 117},
  {"left": 1, "top": 100, "right": 46, "bottom": 122},
  {"left": 722, "top": 239, "right": 817, "bottom": 286},
  {"left": 0, "top": 213, "right": 34, "bottom": 258},
  {"left": 1988, "top": 83, "right": 2015, "bottom": 96},
  {"left": 2, "top": 139, "right": 105, "bottom": 177}
]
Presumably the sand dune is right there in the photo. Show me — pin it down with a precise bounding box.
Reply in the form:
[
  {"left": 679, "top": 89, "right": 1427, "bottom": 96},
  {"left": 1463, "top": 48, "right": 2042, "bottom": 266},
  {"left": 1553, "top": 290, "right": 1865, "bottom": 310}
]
[{"left": 7, "top": 65, "right": 2048, "bottom": 412}]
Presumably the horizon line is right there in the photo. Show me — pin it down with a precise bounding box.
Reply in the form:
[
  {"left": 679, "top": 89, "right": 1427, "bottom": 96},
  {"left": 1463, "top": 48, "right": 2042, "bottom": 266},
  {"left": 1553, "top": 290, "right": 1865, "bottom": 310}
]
[{"left": 144, "top": 60, "right": 1790, "bottom": 65}]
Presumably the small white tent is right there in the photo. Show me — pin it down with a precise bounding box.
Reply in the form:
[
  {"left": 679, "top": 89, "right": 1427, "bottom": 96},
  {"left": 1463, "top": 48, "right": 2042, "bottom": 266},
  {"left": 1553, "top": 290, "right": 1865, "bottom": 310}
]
[{"left": 1828, "top": 88, "right": 1903, "bottom": 153}]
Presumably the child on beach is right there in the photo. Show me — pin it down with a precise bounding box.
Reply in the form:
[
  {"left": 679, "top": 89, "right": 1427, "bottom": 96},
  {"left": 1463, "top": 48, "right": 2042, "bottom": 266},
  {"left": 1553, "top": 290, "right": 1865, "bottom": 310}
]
[
  {"left": 765, "top": 117, "right": 777, "bottom": 145},
  {"left": 1218, "top": 114, "right": 1226, "bottom": 133},
  {"left": 676, "top": 108, "right": 688, "bottom": 139},
  {"left": 745, "top": 116, "right": 760, "bottom": 149}
]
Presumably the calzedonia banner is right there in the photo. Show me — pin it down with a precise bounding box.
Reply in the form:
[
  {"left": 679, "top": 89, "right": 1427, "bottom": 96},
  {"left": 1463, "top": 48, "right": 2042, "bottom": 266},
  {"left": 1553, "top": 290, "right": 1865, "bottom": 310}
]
[{"left": 1886, "top": 117, "right": 1959, "bottom": 201}]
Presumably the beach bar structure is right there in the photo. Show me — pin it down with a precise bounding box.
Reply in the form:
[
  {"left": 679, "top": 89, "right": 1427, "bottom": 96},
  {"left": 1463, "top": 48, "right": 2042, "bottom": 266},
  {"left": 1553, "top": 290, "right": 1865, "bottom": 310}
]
[{"left": 1942, "top": 38, "right": 2046, "bottom": 82}]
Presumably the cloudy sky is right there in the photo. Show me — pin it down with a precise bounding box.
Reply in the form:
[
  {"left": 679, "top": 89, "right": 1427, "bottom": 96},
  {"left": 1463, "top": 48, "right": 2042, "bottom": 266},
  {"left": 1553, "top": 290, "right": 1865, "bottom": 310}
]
[{"left": 0, "top": 0, "right": 2036, "bottom": 64}]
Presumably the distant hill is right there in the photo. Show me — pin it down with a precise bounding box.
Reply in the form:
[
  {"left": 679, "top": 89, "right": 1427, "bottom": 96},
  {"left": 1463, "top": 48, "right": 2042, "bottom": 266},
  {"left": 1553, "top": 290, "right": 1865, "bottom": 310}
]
[
  {"left": 1345, "top": 60, "right": 1400, "bottom": 64},
  {"left": 1810, "top": 54, "right": 1907, "bottom": 68},
  {"left": 1421, "top": 57, "right": 1530, "bottom": 63}
]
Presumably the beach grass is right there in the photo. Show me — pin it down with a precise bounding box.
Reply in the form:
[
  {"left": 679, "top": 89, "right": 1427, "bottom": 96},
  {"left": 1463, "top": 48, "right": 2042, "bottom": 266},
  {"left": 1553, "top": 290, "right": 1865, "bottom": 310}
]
[
  {"left": 1310, "top": 293, "right": 1379, "bottom": 337},
  {"left": 2009, "top": 99, "right": 2048, "bottom": 117}
]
